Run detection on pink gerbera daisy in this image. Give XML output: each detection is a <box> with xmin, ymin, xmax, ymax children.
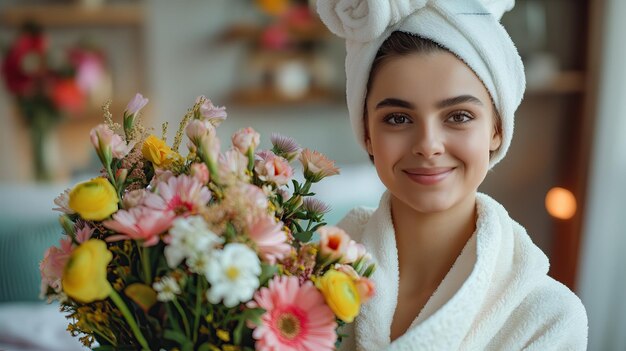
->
<box><xmin>246</xmin><ymin>214</ymin><xmax>291</xmax><ymax>264</ymax></box>
<box><xmin>145</xmin><ymin>175</ymin><xmax>212</xmax><ymax>215</ymax></box>
<box><xmin>104</xmin><ymin>206</ymin><xmax>175</xmax><ymax>246</ymax></box>
<box><xmin>248</xmin><ymin>276</ymin><xmax>337</xmax><ymax>351</ymax></box>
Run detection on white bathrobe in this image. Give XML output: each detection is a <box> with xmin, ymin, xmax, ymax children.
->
<box><xmin>336</xmin><ymin>192</ymin><xmax>588</xmax><ymax>351</ymax></box>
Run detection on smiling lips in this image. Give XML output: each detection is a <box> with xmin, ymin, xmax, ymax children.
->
<box><xmin>403</xmin><ymin>167</ymin><xmax>455</xmax><ymax>185</ymax></box>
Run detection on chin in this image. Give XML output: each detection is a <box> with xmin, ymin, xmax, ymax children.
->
<box><xmin>397</xmin><ymin>190</ymin><xmax>459</xmax><ymax>214</ymax></box>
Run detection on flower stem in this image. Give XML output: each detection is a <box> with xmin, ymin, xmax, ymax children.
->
<box><xmin>192</xmin><ymin>276</ymin><xmax>203</xmax><ymax>344</ymax></box>
<box><xmin>105</xmin><ymin>164</ymin><xmax>123</xmax><ymax>208</ymax></box>
<box><xmin>109</xmin><ymin>289</ymin><xmax>150</xmax><ymax>350</ymax></box>
<box><xmin>141</xmin><ymin>246</ymin><xmax>152</xmax><ymax>284</ymax></box>
<box><xmin>91</xmin><ymin>327</ymin><xmax>116</xmax><ymax>346</ymax></box>
<box><xmin>173</xmin><ymin>298</ymin><xmax>191</xmax><ymax>338</ymax></box>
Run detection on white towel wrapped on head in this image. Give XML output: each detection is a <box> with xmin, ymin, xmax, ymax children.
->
<box><xmin>317</xmin><ymin>0</ymin><xmax>524</xmax><ymax>169</ymax></box>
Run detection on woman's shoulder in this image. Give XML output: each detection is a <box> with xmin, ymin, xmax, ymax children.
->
<box><xmin>528</xmin><ymin>276</ymin><xmax>588</xmax><ymax>325</ymax></box>
<box><xmin>516</xmin><ymin>276</ymin><xmax>588</xmax><ymax>349</ymax></box>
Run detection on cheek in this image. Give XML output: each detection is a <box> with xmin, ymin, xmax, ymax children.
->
<box><xmin>450</xmin><ymin>129</ymin><xmax>492</xmax><ymax>171</ymax></box>
<box><xmin>370</xmin><ymin>130</ymin><xmax>409</xmax><ymax>165</ymax></box>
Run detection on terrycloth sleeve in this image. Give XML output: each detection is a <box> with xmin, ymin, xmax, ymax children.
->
<box><xmin>521</xmin><ymin>278</ymin><xmax>589</xmax><ymax>351</ymax></box>
<box><xmin>486</xmin><ymin>276</ymin><xmax>589</xmax><ymax>351</ymax></box>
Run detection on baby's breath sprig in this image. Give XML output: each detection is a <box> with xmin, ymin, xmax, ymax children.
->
<box><xmin>161</xmin><ymin>121</ymin><xmax>169</xmax><ymax>142</ymax></box>
<box><xmin>102</xmin><ymin>100</ymin><xmax>122</xmax><ymax>133</ymax></box>
<box><xmin>173</xmin><ymin>99</ymin><xmax>204</xmax><ymax>152</ymax></box>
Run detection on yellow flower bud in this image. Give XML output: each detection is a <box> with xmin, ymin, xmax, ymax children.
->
<box><xmin>69</xmin><ymin>178</ymin><xmax>118</xmax><ymax>221</ymax></box>
<box><xmin>62</xmin><ymin>239</ymin><xmax>112</xmax><ymax>303</ymax></box>
<box><xmin>315</xmin><ymin>269</ymin><xmax>361</xmax><ymax>323</ymax></box>
<box><xmin>142</xmin><ymin>135</ymin><xmax>181</xmax><ymax>167</ymax></box>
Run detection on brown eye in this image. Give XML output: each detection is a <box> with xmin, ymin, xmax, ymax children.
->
<box><xmin>384</xmin><ymin>114</ymin><xmax>411</xmax><ymax>125</ymax></box>
<box><xmin>447</xmin><ymin>112</ymin><xmax>473</xmax><ymax>124</ymax></box>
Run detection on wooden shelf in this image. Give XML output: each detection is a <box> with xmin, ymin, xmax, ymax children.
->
<box><xmin>526</xmin><ymin>71</ymin><xmax>585</xmax><ymax>95</ymax></box>
<box><xmin>0</xmin><ymin>4</ymin><xmax>144</xmax><ymax>27</ymax></box>
<box><xmin>227</xmin><ymin>87</ymin><xmax>342</xmax><ymax>107</ymax></box>
<box><xmin>218</xmin><ymin>19</ymin><xmax>331</xmax><ymax>44</ymax></box>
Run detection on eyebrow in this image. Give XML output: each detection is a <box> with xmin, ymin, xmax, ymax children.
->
<box><xmin>436</xmin><ymin>95</ymin><xmax>484</xmax><ymax>109</ymax></box>
<box><xmin>375</xmin><ymin>95</ymin><xmax>484</xmax><ymax>110</ymax></box>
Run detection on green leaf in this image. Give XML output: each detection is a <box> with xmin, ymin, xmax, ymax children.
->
<box><xmin>259</xmin><ymin>264</ymin><xmax>278</xmax><ymax>286</ymax></box>
<box><xmin>310</xmin><ymin>222</ymin><xmax>326</xmax><ymax>233</ymax></box>
<box><xmin>164</xmin><ymin>329</ymin><xmax>192</xmax><ymax>348</ymax></box>
<box><xmin>294</xmin><ymin>230</ymin><xmax>313</xmax><ymax>242</ymax></box>
<box><xmin>233</xmin><ymin>317</ymin><xmax>245</xmax><ymax>345</ymax></box>
<box><xmin>294</xmin><ymin>212</ymin><xmax>308</xmax><ymax>220</ymax></box>
<box><xmin>197</xmin><ymin>343</ymin><xmax>221</xmax><ymax>351</ymax></box>
<box><xmin>93</xmin><ymin>346</ymin><xmax>116</xmax><ymax>351</ymax></box>
<box><xmin>243</xmin><ymin>307</ymin><xmax>265</xmax><ymax>326</ymax></box>
<box><xmin>293</xmin><ymin>220</ymin><xmax>304</xmax><ymax>233</ymax></box>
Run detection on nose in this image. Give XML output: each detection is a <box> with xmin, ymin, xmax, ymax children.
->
<box><xmin>411</xmin><ymin>122</ymin><xmax>444</xmax><ymax>159</ymax></box>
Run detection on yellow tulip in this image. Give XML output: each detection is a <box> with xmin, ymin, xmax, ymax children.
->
<box><xmin>142</xmin><ymin>135</ymin><xmax>181</xmax><ymax>167</ymax></box>
<box><xmin>316</xmin><ymin>269</ymin><xmax>361</xmax><ymax>323</ymax></box>
<box><xmin>62</xmin><ymin>239</ymin><xmax>112</xmax><ymax>303</ymax></box>
<box><xmin>69</xmin><ymin>178</ymin><xmax>118</xmax><ymax>221</ymax></box>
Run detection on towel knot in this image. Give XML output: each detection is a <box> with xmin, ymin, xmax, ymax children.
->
<box><xmin>317</xmin><ymin>0</ymin><xmax>430</xmax><ymax>43</ymax></box>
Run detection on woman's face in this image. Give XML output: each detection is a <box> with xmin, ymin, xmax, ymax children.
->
<box><xmin>365</xmin><ymin>51</ymin><xmax>501</xmax><ymax>214</ymax></box>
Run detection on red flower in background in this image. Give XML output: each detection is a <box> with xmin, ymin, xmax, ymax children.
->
<box><xmin>1</xmin><ymin>23</ymin><xmax>110</xmax><ymax>180</ymax></box>
<box><xmin>1</xmin><ymin>26</ymin><xmax>48</xmax><ymax>97</ymax></box>
<box><xmin>261</xmin><ymin>24</ymin><xmax>290</xmax><ymax>50</ymax></box>
<box><xmin>51</xmin><ymin>78</ymin><xmax>85</xmax><ymax>115</ymax></box>
<box><xmin>1</xmin><ymin>23</ymin><xmax>109</xmax><ymax>118</ymax></box>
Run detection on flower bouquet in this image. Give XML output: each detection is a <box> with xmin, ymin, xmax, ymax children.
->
<box><xmin>41</xmin><ymin>94</ymin><xmax>376</xmax><ymax>350</ymax></box>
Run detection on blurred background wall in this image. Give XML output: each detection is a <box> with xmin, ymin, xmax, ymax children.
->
<box><xmin>0</xmin><ymin>0</ymin><xmax>624</xmax><ymax>350</ymax></box>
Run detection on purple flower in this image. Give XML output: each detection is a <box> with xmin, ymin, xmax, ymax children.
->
<box><xmin>302</xmin><ymin>197</ymin><xmax>331</xmax><ymax>216</ymax></box>
<box><xmin>270</xmin><ymin>133</ymin><xmax>302</xmax><ymax>161</ymax></box>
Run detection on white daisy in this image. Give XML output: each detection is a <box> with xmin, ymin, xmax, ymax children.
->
<box><xmin>164</xmin><ymin>216</ymin><xmax>223</xmax><ymax>269</ymax></box>
<box><xmin>205</xmin><ymin>243</ymin><xmax>261</xmax><ymax>308</ymax></box>
<box><xmin>153</xmin><ymin>276</ymin><xmax>181</xmax><ymax>302</ymax></box>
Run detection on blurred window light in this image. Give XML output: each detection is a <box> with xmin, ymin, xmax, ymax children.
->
<box><xmin>545</xmin><ymin>187</ymin><xmax>577</xmax><ymax>220</ymax></box>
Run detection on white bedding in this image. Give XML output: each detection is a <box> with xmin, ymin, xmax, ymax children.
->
<box><xmin>0</xmin><ymin>302</ymin><xmax>87</xmax><ymax>351</ymax></box>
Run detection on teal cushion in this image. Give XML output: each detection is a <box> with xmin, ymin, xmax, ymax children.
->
<box><xmin>0</xmin><ymin>220</ymin><xmax>62</xmax><ymax>302</ymax></box>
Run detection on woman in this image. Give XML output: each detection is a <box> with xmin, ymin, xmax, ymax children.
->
<box><xmin>317</xmin><ymin>0</ymin><xmax>588</xmax><ymax>350</ymax></box>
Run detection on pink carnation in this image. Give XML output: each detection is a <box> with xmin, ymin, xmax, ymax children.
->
<box><xmin>190</xmin><ymin>163</ymin><xmax>210</xmax><ymax>184</ymax></box>
<box><xmin>318</xmin><ymin>226</ymin><xmax>350</xmax><ymax>261</ymax></box>
<box><xmin>246</xmin><ymin>214</ymin><xmax>291</xmax><ymax>264</ymax></box>
<box><xmin>232</xmin><ymin>127</ymin><xmax>260</xmax><ymax>154</ymax></box>
<box><xmin>299</xmin><ymin>149</ymin><xmax>340</xmax><ymax>183</ymax></box>
<box><xmin>218</xmin><ymin>149</ymin><xmax>249</xmax><ymax>182</ymax></box>
<box><xmin>342</xmin><ymin>240</ymin><xmax>366</xmax><ymax>264</ymax></box>
<box><xmin>90</xmin><ymin>124</ymin><xmax>133</xmax><ymax>159</ymax></box>
<box><xmin>39</xmin><ymin>237</ymin><xmax>73</xmax><ymax>294</ymax></box>
<box><xmin>255</xmin><ymin>150</ymin><xmax>293</xmax><ymax>186</ymax></box>
<box><xmin>125</xmin><ymin>93</ymin><xmax>149</xmax><ymax>116</ymax></box>
<box><xmin>248</xmin><ymin>276</ymin><xmax>337</xmax><ymax>351</ymax></box>
<box><xmin>185</xmin><ymin>119</ymin><xmax>215</xmax><ymax>144</ymax></box>
<box><xmin>196</xmin><ymin>95</ymin><xmax>227</xmax><ymax>125</ymax></box>
<box><xmin>75</xmin><ymin>223</ymin><xmax>95</xmax><ymax>243</ymax></box>
<box><xmin>123</xmin><ymin>189</ymin><xmax>150</xmax><ymax>208</ymax></box>
<box><xmin>52</xmin><ymin>188</ymin><xmax>74</xmax><ymax>214</ymax></box>
<box><xmin>356</xmin><ymin>277</ymin><xmax>376</xmax><ymax>303</ymax></box>
<box><xmin>104</xmin><ymin>206</ymin><xmax>175</xmax><ymax>246</ymax></box>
